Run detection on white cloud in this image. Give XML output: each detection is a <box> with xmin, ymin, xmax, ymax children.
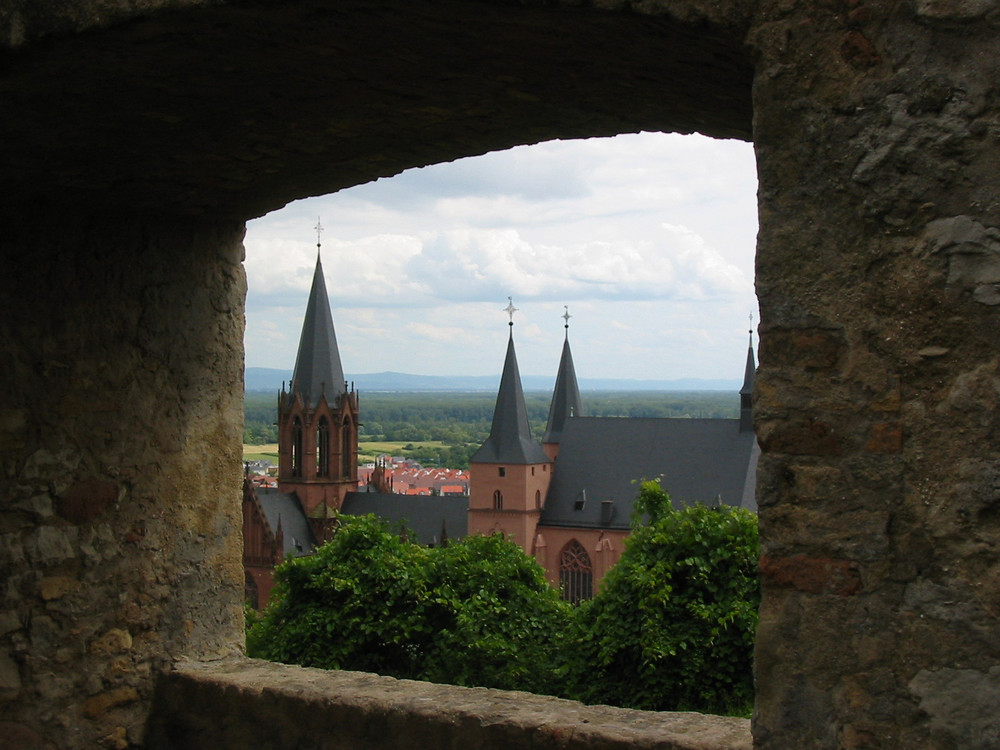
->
<box><xmin>243</xmin><ymin>132</ymin><xmax>759</xmax><ymax>380</ymax></box>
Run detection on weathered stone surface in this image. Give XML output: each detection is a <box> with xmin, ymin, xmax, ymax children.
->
<box><xmin>751</xmin><ymin>1</ymin><xmax>1000</xmax><ymax>747</ymax></box>
<box><xmin>0</xmin><ymin>721</ymin><xmax>55</xmax><ymax>750</ymax></box>
<box><xmin>0</xmin><ymin>650</ymin><xmax>21</xmax><ymax>696</ymax></box>
<box><xmin>89</xmin><ymin>629</ymin><xmax>133</xmax><ymax>656</ymax></box>
<box><xmin>908</xmin><ymin>667</ymin><xmax>1000</xmax><ymax>748</ymax></box>
<box><xmin>80</xmin><ymin>687</ymin><xmax>140</xmax><ymax>720</ymax></box>
<box><xmin>1</xmin><ymin>215</ymin><xmax>246</xmax><ymax>748</ymax></box>
<box><xmin>759</xmin><ymin>556</ymin><xmax>862</xmax><ymax>596</ymax></box>
<box><xmin>147</xmin><ymin>659</ymin><xmax>752</xmax><ymax>750</ymax></box>
<box><xmin>1</xmin><ymin>1</ymin><xmax>999</xmax><ymax>749</ymax></box>
<box><xmin>39</xmin><ymin>576</ymin><xmax>79</xmax><ymax>601</ymax></box>
<box><xmin>0</xmin><ymin>0</ymin><xmax>753</xmax><ymax>220</ymax></box>
<box><xmin>58</xmin><ymin>479</ymin><xmax>120</xmax><ymax>525</ymax></box>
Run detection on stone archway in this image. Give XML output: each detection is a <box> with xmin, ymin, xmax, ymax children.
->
<box><xmin>2</xmin><ymin>2</ymin><xmax>999</xmax><ymax>749</ymax></box>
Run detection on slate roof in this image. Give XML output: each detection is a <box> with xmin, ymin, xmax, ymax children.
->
<box><xmin>543</xmin><ymin>333</ymin><xmax>583</xmax><ymax>444</ymax></box>
<box><xmin>289</xmin><ymin>253</ymin><xmax>346</xmax><ymax>407</ymax></box>
<box><xmin>540</xmin><ymin>417</ymin><xmax>759</xmax><ymax>530</ymax></box>
<box><xmin>470</xmin><ymin>330</ymin><xmax>550</xmax><ymax>465</ymax></box>
<box><xmin>342</xmin><ymin>492</ymin><xmax>469</xmax><ymax>546</ymax></box>
<box><xmin>255</xmin><ymin>488</ymin><xmax>318</xmax><ymax>558</ymax></box>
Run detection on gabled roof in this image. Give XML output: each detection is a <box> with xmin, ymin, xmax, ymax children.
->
<box><xmin>289</xmin><ymin>253</ymin><xmax>346</xmax><ymax>407</ymax></box>
<box><xmin>470</xmin><ymin>330</ymin><xmax>550</xmax><ymax>465</ymax></box>
<box><xmin>255</xmin><ymin>488</ymin><xmax>318</xmax><ymax>558</ymax></box>
<box><xmin>540</xmin><ymin>417</ymin><xmax>759</xmax><ymax>531</ymax></box>
<box><xmin>543</xmin><ymin>332</ymin><xmax>583</xmax><ymax>444</ymax></box>
<box><xmin>341</xmin><ymin>492</ymin><xmax>469</xmax><ymax>545</ymax></box>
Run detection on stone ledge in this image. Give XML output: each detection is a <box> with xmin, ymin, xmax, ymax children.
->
<box><xmin>146</xmin><ymin>657</ymin><xmax>751</xmax><ymax>750</ymax></box>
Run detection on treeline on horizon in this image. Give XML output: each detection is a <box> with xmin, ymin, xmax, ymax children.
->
<box><xmin>244</xmin><ymin>390</ymin><xmax>740</xmax><ymax>468</ymax></box>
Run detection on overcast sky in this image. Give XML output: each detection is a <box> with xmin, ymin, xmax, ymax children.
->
<box><xmin>244</xmin><ymin>132</ymin><xmax>759</xmax><ymax>382</ymax></box>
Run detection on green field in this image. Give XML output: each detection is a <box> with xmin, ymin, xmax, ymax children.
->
<box><xmin>359</xmin><ymin>441</ymin><xmax>447</xmax><ymax>463</ymax></box>
<box><xmin>243</xmin><ymin>443</ymin><xmax>279</xmax><ymax>463</ymax></box>
<box><xmin>242</xmin><ymin>441</ymin><xmax>453</xmax><ymax>465</ymax></box>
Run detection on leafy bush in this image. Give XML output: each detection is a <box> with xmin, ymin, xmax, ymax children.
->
<box><xmin>248</xmin><ymin>481</ymin><xmax>759</xmax><ymax>714</ymax></box>
<box><xmin>247</xmin><ymin>514</ymin><xmax>570</xmax><ymax>693</ymax></box>
<box><xmin>559</xmin><ymin>480</ymin><xmax>759</xmax><ymax>714</ymax></box>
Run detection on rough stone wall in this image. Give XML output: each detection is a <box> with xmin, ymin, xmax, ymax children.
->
<box><xmin>146</xmin><ymin>658</ymin><xmax>752</xmax><ymax>750</ymax></box>
<box><xmin>0</xmin><ymin>213</ymin><xmax>246</xmax><ymax>748</ymax></box>
<box><xmin>750</xmin><ymin>2</ymin><xmax>1000</xmax><ymax>748</ymax></box>
<box><xmin>0</xmin><ymin>0</ymin><xmax>753</xmax><ymax>220</ymax></box>
<box><xmin>1</xmin><ymin>1</ymin><xmax>1000</xmax><ymax>749</ymax></box>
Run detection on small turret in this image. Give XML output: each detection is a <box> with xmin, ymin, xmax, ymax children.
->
<box><xmin>543</xmin><ymin>306</ymin><xmax>583</xmax><ymax>459</ymax></box>
<box><xmin>740</xmin><ymin>324</ymin><xmax>756</xmax><ymax>433</ymax></box>
<box><xmin>470</xmin><ymin>299</ymin><xmax>550</xmax><ymax>465</ymax></box>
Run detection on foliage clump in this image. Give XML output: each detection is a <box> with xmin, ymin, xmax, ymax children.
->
<box><xmin>560</xmin><ymin>480</ymin><xmax>759</xmax><ymax>714</ymax></box>
<box><xmin>247</xmin><ymin>480</ymin><xmax>758</xmax><ymax>714</ymax></box>
<box><xmin>247</xmin><ymin>514</ymin><xmax>569</xmax><ymax>693</ymax></box>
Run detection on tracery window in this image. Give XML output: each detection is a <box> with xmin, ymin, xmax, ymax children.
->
<box><xmin>493</xmin><ymin>490</ymin><xmax>503</xmax><ymax>510</ymax></box>
<box><xmin>559</xmin><ymin>539</ymin><xmax>593</xmax><ymax>604</ymax></box>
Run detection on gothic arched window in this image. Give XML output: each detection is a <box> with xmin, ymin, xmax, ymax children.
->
<box><xmin>493</xmin><ymin>490</ymin><xmax>503</xmax><ymax>510</ymax></box>
<box><xmin>316</xmin><ymin>417</ymin><xmax>330</xmax><ymax>477</ymax></box>
<box><xmin>559</xmin><ymin>539</ymin><xmax>593</xmax><ymax>604</ymax></box>
<box><xmin>291</xmin><ymin>417</ymin><xmax>303</xmax><ymax>478</ymax></box>
<box><xmin>535</xmin><ymin>489</ymin><xmax>542</xmax><ymax>509</ymax></box>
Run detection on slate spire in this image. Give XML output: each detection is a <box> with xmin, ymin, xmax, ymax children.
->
<box><xmin>543</xmin><ymin>306</ymin><xmax>583</xmax><ymax>444</ymax></box>
<box><xmin>739</xmin><ymin>323</ymin><xmax>756</xmax><ymax>432</ymax></box>
<box><xmin>289</xmin><ymin>221</ymin><xmax>346</xmax><ymax>407</ymax></box>
<box><xmin>471</xmin><ymin>301</ymin><xmax>550</xmax><ymax>465</ymax></box>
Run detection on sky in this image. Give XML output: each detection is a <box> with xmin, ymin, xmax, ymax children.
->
<box><xmin>243</xmin><ymin>132</ymin><xmax>759</xmax><ymax>383</ymax></box>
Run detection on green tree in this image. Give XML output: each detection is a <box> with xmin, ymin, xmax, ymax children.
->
<box><xmin>247</xmin><ymin>514</ymin><xmax>570</xmax><ymax>693</ymax></box>
<box><xmin>560</xmin><ymin>480</ymin><xmax>759</xmax><ymax>714</ymax></box>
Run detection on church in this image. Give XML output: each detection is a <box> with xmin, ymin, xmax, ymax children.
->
<box><xmin>467</xmin><ymin>302</ymin><xmax>758</xmax><ymax>603</ymax></box>
<box><xmin>242</xmin><ymin>237</ymin><xmax>466</xmax><ymax>609</ymax></box>
<box><xmin>243</xmin><ymin>234</ymin><xmax>758</xmax><ymax>608</ymax></box>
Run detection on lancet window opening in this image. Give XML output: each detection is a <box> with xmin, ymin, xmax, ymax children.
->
<box><xmin>341</xmin><ymin>418</ymin><xmax>352</xmax><ymax>478</ymax></box>
<box><xmin>291</xmin><ymin>417</ymin><xmax>303</xmax><ymax>478</ymax></box>
<box><xmin>559</xmin><ymin>539</ymin><xmax>594</xmax><ymax>604</ymax></box>
<box><xmin>317</xmin><ymin>417</ymin><xmax>330</xmax><ymax>477</ymax></box>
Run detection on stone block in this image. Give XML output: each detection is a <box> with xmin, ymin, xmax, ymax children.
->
<box><xmin>759</xmin><ymin>555</ymin><xmax>862</xmax><ymax>596</ymax></box>
<box><xmin>90</xmin><ymin>628</ymin><xmax>133</xmax><ymax>656</ymax></box>
<box><xmin>57</xmin><ymin>478</ymin><xmax>120</xmax><ymax>525</ymax></box>
<box><xmin>81</xmin><ymin>687</ymin><xmax>139</xmax><ymax>719</ymax></box>
<box><xmin>25</xmin><ymin>526</ymin><xmax>76</xmax><ymax>565</ymax></box>
<box><xmin>865</xmin><ymin>421</ymin><xmax>902</xmax><ymax>453</ymax></box>
<box><xmin>39</xmin><ymin>576</ymin><xmax>79</xmax><ymax>600</ymax></box>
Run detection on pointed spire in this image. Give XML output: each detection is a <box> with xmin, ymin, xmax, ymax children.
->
<box><xmin>471</xmin><ymin>303</ymin><xmax>549</xmax><ymax>465</ymax></box>
<box><xmin>544</xmin><ymin>306</ymin><xmax>583</xmax><ymax>444</ymax></box>
<box><xmin>289</xmin><ymin>219</ymin><xmax>346</xmax><ymax>407</ymax></box>
<box><xmin>740</xmin><ymin>316</ymin><xmax>756</xmax><ymax>432</ymax></box>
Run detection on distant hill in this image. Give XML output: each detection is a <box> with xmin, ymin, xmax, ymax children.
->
<box><xmin>245</xmin><ymin>367</ymin><xmax>740</xmax><ymax>393</ymax></box>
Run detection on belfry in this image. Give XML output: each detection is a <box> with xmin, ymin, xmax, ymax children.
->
<box><xmin>276</xmin><ymin>220</ymin><xmax>360</xmax><ymax>523</ymax></box>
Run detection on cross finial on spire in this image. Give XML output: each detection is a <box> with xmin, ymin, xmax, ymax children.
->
<box><xmin>504</xmin><ymin>297</ymin><xmax>518</xmax><ymax>328</ymax></box>
<box><xmin>562</xmin><ymin>305</ymin><xmax>571</xmax><ymax>329</ymax></box>
<box><xmin>314</xmin><ymin>217</ymin><xmax>324</xmax><ymax>256</ymax></box>
<box><xmin>748</xmin><ymin>312</ymin><xmax>754</xmax><ymax>342</ymax></box>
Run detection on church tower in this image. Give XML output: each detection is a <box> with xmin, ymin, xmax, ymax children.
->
<box><xmin>739</xmin><ymin>324</ymin><xmax>756</xmax><ymax>433</ymax></box>
<box><xmin>542</xmin><ymin>306</ymin><xmax>583</xmax><ymax>461</ymax></box>
<box><xmin>277</xmin><ymin>221</ymin><xmax>359</xmax><ymax>522</ymax></box>
<box><xmin>468</xmin><ymin>300</ymin><xmax>553</xmax><ymax>552</ymax></box>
